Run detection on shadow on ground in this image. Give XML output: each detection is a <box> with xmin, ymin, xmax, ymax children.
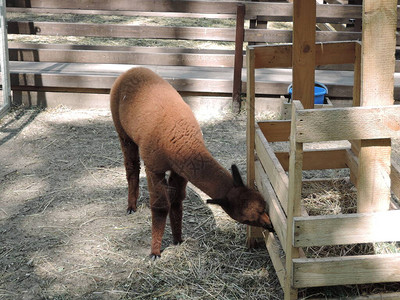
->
<box><xmin>0</xmin><ymin>108</ymin><xmax>281</xmax><ymax>299</ymax></box>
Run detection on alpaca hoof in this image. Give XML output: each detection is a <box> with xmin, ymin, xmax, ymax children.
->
<box><xmin>150</xmin><ymin>254</ymin><xmax>161</xmax><ymax>261</ymax></box>
<box><xmin>173</xmin><ymin>239</ymin><xmax>184</xmax><ymax>246</ymax></box>
<box><xmin>127</xmin><ymin>207</ymin><xmax>136</xmax><ymax>214</ymax></box>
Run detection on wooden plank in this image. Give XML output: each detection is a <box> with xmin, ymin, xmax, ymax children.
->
<box><xmin>265</xmin><ymin>232</ymin><xmax>285</xmax><ymax>288</ymax></box>
<box><xmin>8</xmin><ymin>61</ymin><xmax>400</xmax><ymax>99</ymax></box>
<box><xmin>292</xmin><ymin>0</ymin><xmax>316</xmax><ymax>109</ymax></box>
<box><xmin>7</xmin><ymin>21</ymin><xmax>237</xmax><ymax>41</ymax></box>
<box><xmin>7</xmin><ymin>5</ymin><xmax>373</xmax><ymax>25</ymax></box>
<box><xmin>245</xmin><ymin>28</ymin><xmax>363</xmax><ymax>44</ymax></box>
<box><xmin>257</xmin><ymin>121</ymin><xmax>291</xmax><ymax>142</ymax></box>
<box><xmin>315</xmin><ymin>41</ymin><xmax>356</xmax><ymax>66</ymax></box>
<box><xmin>7</xmin><ymin>21</ymin><xmax>368</xmax><ymax>44</ymax></box>
<box><xmin>275</xmin><ymin>148</ymin><xmax>348</xmax><ymax>171</ymax></box>
<box><xmin>6</xmin><ymin>0</ymin><xmax>240</xmax><ymax>14</ymax></box>
<box><xmin>6</xmin><ymin>7</ymin><xmax>236</xmax><ymax>19</ymax></box>
<box><xmin>6</xmin><ymin>1</ymin><xmax>361</xmax><ymax>19</ymax></box>
<box><xmin>293</xmin><ymin>254</ymin><xmax>400</xmax><ymax>288</ymax></box>
<box><xmin>253</xmin><ymin>44</ymin><xmax>292</xmax><ymax>69</ymax></box>
<box><xmin>8</xmin><ymin>71</ymin><xmax>233</xmax><ymax>93</ymax></box>
<box><xmin>8</xmin><ymin>42</ymin><xmax>236</xmax><ymax>54</ymax></box>
<box><xmin>295</xmin><ymin>106</ymin><xmax>400</xmax><ymax>143</ymax></box>
<box><xmin>9</xmin><ymin>48</ymin><xmax>235</xmax><ymax>67</ymax></box>
<box><xmin>255</xmin><ymin>161</ymin><xmax>287</xmax><ymax>251</ymax></box>
<box><xmin>4</xmin><ymin>1</ymin><xmax>367</xmax><ymax>21</ymax></box>
<box><xmin>255</xmin><ymin>128</ymin><xmax>289</xmax><ymax>214</ymax></box>
<box><xmin>253</xmin><ymin>41</ymin><xmax>356</xmax><ymax>69</ymax></box>
<box><xmin>293</xmin><ymin>210</ymin><xmax>400</xmax><ymax>247</ymax></box>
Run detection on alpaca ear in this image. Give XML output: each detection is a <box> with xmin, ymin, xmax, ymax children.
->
<box><xmin>231</xmin><ymin>164</ymin><xmax>245</xmax><ymax>187</ymax></box>
<box><xmin>207</xmin><ymin>198</ymin><xmax>229</xmax><ymax>207</ymax></box>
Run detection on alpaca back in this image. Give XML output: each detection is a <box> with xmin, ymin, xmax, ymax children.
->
<box><xmin>110</xmin><ymin>67</ymin><xmax>208</xmax><ymax>174</ymax></box>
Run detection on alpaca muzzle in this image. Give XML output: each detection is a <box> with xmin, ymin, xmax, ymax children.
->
<box><xmin>260</xmin><ymin>213</ymin><xmax>275</xmax><ymax>232</ymax></box>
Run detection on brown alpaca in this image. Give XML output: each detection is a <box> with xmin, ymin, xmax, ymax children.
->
<box><xmin>110</xmin><ymin>67</ymin><xmax>273</xmax><ymax>259</ymax></box>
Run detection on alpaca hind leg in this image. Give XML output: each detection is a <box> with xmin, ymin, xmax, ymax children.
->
<box><xmin>119</xmin><ymin>136</ymin><xmax>140</xmax><ymax>213</ymax></box>
<box><xmin>146</xmin><ymin>169</ymin><xmax>170</xmax><ymax>259</ymax></box>
<box><xmin>167</xmin><ymin>171</ymin><xmax>187</xmax><ymax>245</ymax></box>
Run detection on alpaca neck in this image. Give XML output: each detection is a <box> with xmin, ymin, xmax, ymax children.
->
<box><xmin>174</xmin><ymin>152</ymin><xmax>234</xmax><ymax>199</ymax></box>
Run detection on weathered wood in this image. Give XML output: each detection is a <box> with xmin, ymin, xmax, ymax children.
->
<box><xmin>6</xmin><ymin>7</ymin><xmax>237</xmax><ymax>19</ymax></box>
<box><xmin>315</xmin><ymin>41</ymin><xmax>356</xmax><ymax>66</ymax></box>
<box><xmin>391</xmin><ymin>160</ymin><xmax>400</xmax><ymax>200</ymax></box>
<box><xmin>361</xmin><ymin>1</ymin><xmax>397</xmax><ymax>107</ymax></box>
<box><xmin>253</xmin><ymin>41</ymin><xmax>356</xmax><ymax>70</ymax></box>
<box><xmin>8</xmin><ymin>21</ymin><xmax>237</xmax><ymax>41</ymax></box>
<box><xmin>246</xmin><ymin>48</ymin><xmax>256</xmax><ymax>189</ymax></box>
<box><xmin>275</xmin><ymin>148</ymin><xmax>348</xmax><ymax>171</ymax></box>
<box><xmin>357</xmin><ymin>0</ymin><xmax>397</xmax><ymax>214</ymax></box>
<box><xmin>245</xmin><ymin>46</ymin><xmax>262</xmax><ymax>247</ymax></box>
<box><xmin>253</xmin><ymin>44</ymin><xmax>292</xmax><ymax>69</ymax></box>
<box><xmin>257</xmin><ymin>120</ymin><xmax>291</xmax><ymax>142</ymax></box>
<box><xmin>265</xmin><ymin>231</ymin><xmax>285</xmax><ymax>288</ymax></box>
<box><xmin>8</xmin><ymin>61</ymin><xmax>400</xmax><ymax>99</ymax></box>
<box><xmin>232</xmin><ymin>3</ymin><xmax>245</xmax><ymax>113</ymax></box>
<box><xmin>255</xmin><ymin>161</ymin><xmax>287</xmax><ymax>251</ymax></box>
<box><xmin>6</xmin><ymin>0</ymin><xmax>240</xmax><ymax>14</ymax></box>
<box><xmin>255</xmin><ymin>128</ymin><xmax>289</xmax><ymax>214</ymax></box>
<box><xmin>294</xmin><ymin>105</ymin><xmax>400</xmax><ymax>143</ymax></box>
<box><xmin>293</xmin><ymin>210</ymin><xmax>400</xmax><ymax>247</ymax></box>
<box><xmin>292</xmin><ymin>0</ymin><xmax>316</xmax><ymax>109</ymax></box>
<box><xmin>6</xmin><ymin>1</ymin><xmax>378</xmax><ymax>22</ymax></box>
<box><xmin>293</xmin><ymin>254</ymin><xmax>400</xmax><ymax>288</ymax></box>
<box><xmin>7</xmin><ymin>21</ymin><xmax>368</xmax><ymax>44</ymax></box>
<box><xmin>357</xmin><ymin>139</ymin><xmax>392</xmax><ymax>212</ymax></box>
<box><xmin>345</xmin><ymin>148</ymin><xmax>359</xmax><ymax>186</ymax></box>
<box><xmin>352</xmin><ymin>41</ymin><xmax>362</xmax><ymax>106</ymax></box>
<box><xmin>0</xmin><ymin>0</ymin><xmax>11</xmax><ymax>118</ymax></box>
<box><xmin>346</xmin><ymin>148</ymin><xmax>400</xmax><ymax>203</ymax></box>
<box><xmin>246</xmin><ymin>28</ymin><xmax>364</xmax><ymax>44</ymax></box>
<box><xmin>285</xmin><ymin>100</ymin><xmax>304</xmax><ymax>300</ymax></box>
<box><xmin>9</xmin><ymin>46</ymin><xmax>235</xmax><ymax>67</ymax></box>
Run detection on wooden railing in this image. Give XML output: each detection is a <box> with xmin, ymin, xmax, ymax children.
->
<box><xmin>6</xmin><ymin>0</ymin><xmax>397</xmax><ymax>109</ymax></box>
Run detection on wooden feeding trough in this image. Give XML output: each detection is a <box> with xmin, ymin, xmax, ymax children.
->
<box><xmin>246</xmin><ymin>1</ymin><xmax>400</xmax><ymax>299</ymax></box>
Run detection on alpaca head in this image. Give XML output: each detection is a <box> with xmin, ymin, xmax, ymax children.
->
<box><xmin>207</xmin><ymin>165</ymin><xmax>274</xmax><ymax>232</ymax></box>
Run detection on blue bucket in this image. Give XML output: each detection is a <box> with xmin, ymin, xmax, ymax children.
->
<box><xmin>288</xmin><ymin>82</ymin><xmax>328</xmax><ymax>104</ymax></box>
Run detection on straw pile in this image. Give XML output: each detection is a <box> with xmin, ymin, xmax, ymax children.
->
<box><xmin>299</xmin><ymin>179</ymin><xmax>400</xmax><ymax>298</ymax></box>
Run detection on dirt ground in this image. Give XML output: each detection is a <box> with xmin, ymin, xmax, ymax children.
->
<box><xmin>0</xmin><ymin>106</ymin><xmax>283</xmax><ymax>300</ymax></box>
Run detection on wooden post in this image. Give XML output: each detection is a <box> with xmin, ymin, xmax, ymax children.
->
<box><xmin>246</xmin><ymin>47</ymin><xmax>256</xmax><ymax>191</ymax></box>
<box><xmin>232</xmin><ymin>3</ymin><xmax>245</xmax><ymax>113</ymax></box>
<box><xmin>284</xmin><ymin>101</ymin><xmax>304</xmax><ymax>300</ymax></box>
<box><xmin>292</xmin><ymin>0</ymin><xmax>316</xmax><ymax>109</ymax></box>
<box><xmin>0</xmin><ymin>0</ymin><xmax>11</xmax><ymax>118</ymax></box>
<box><xmin>246</xmin><ymin>46</ymin><xmax>263</xmax><ymax>247</ymax></box>
<box><xmin>357</xmin><ymin>0</ymin><xmax>397</xmax><ymax>213</ymax></box>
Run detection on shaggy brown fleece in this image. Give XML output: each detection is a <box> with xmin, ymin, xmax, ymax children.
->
<box><xmin>110</xmin><ymin>67</ymin><xmax>273</xmax><ymax>258</ymax></box>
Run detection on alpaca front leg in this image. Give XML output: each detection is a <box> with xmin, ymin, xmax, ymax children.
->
<box><xmin>146</xmin><ymin>170</ymin><xmax>170</xmax><ymax>259</ymax></box>
<box><xmin>168</xmin><ymin>171</ymin><xmax>187</xmax><ymax>245</ymax></box>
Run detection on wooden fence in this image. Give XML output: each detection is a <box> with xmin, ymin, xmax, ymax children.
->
<box><xmin>5</xmin><ymin>0</ymin><xmax>400</xmax><ymax>109</ymax></box>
